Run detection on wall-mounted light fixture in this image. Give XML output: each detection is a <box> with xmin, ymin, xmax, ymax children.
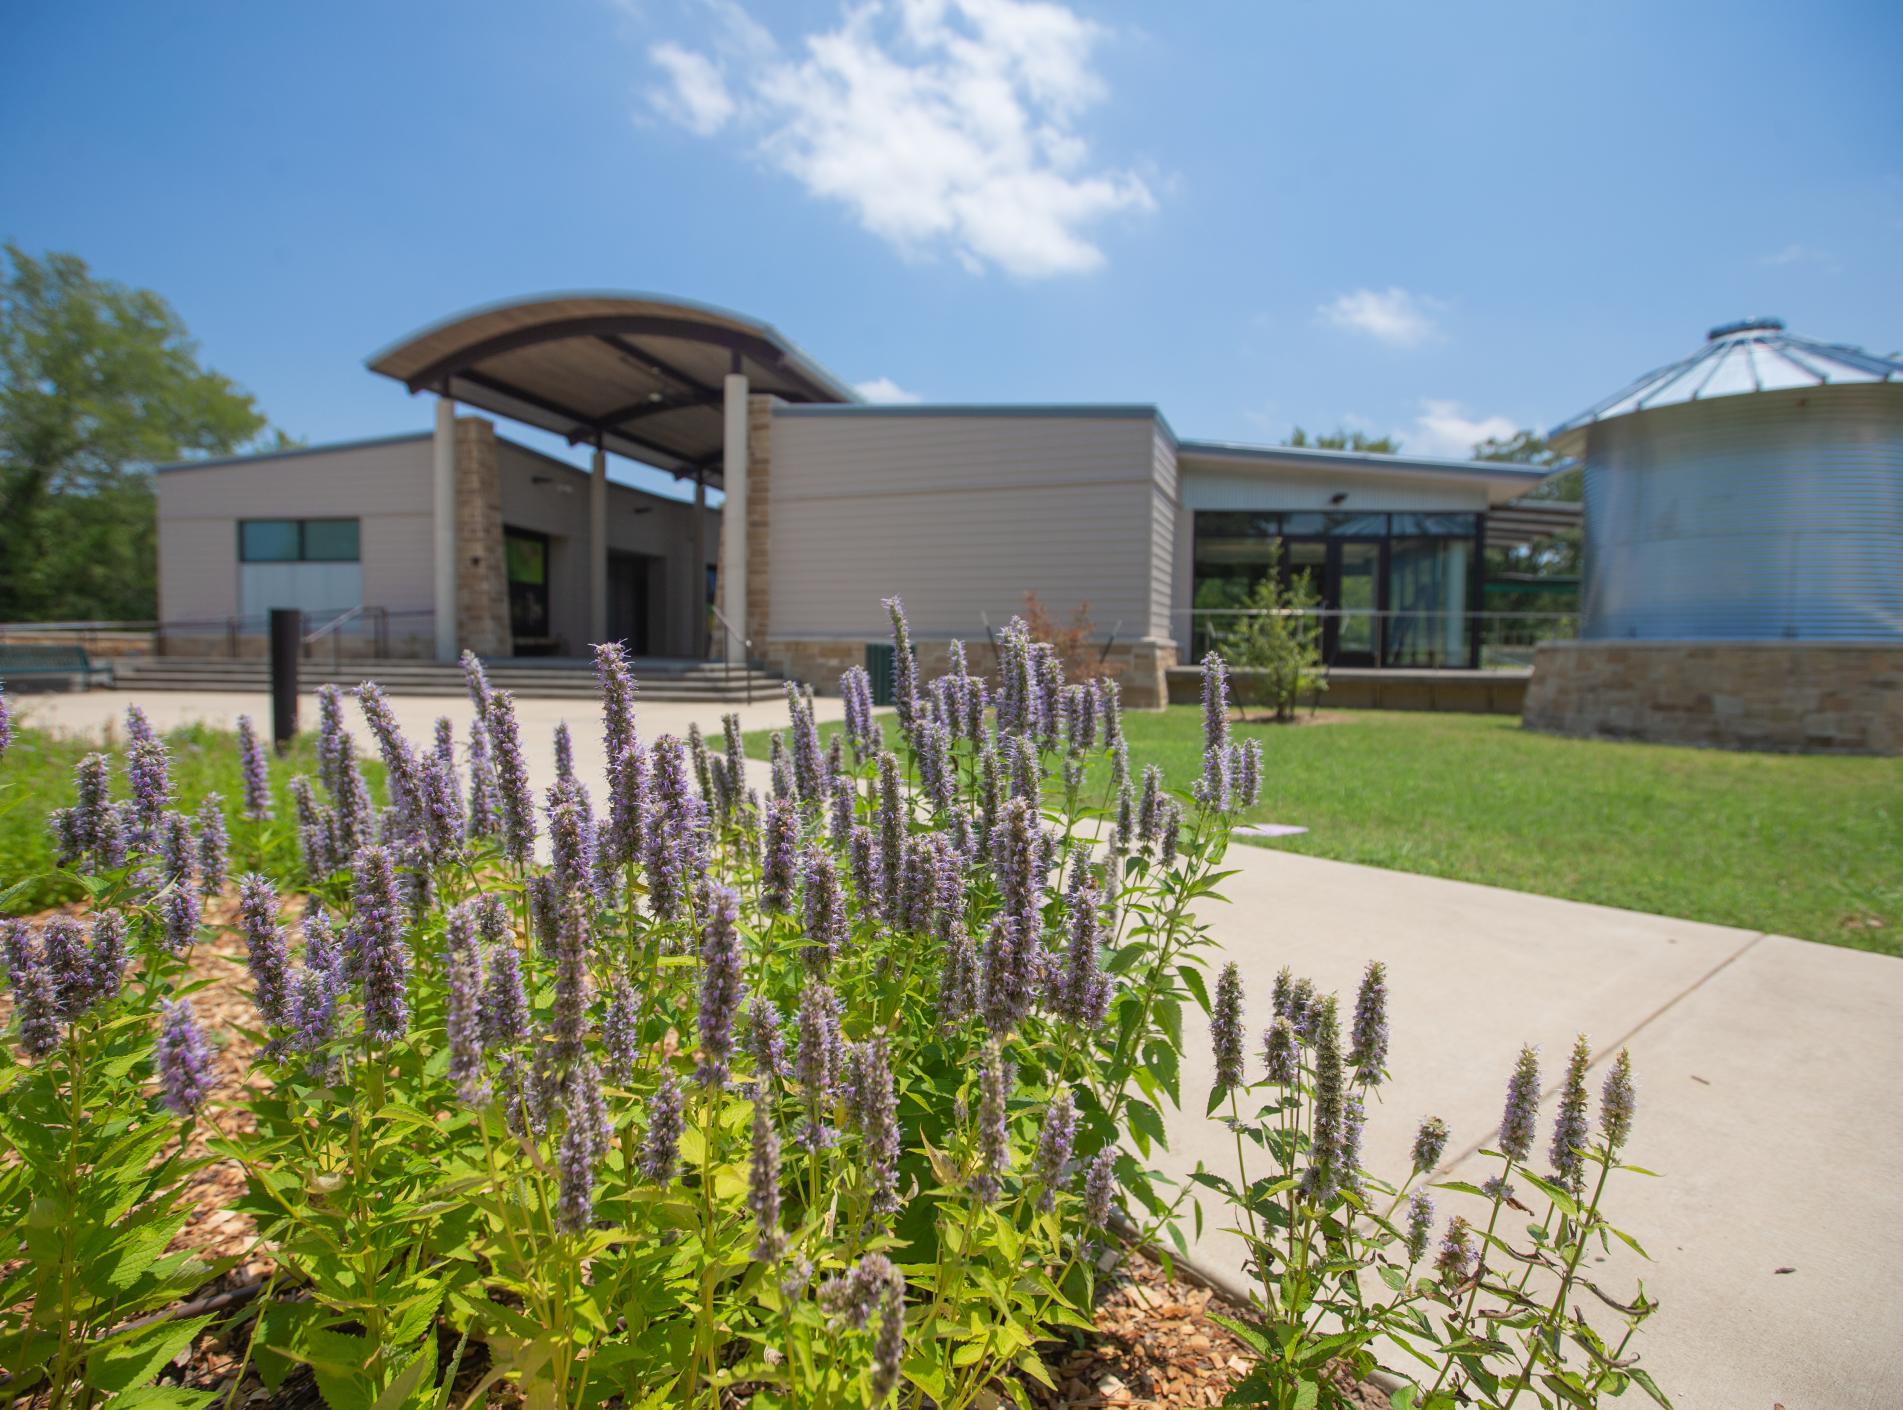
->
<box><xmin>1329</xmin><ymin>491</ymin><xmax>1349</xmax><ymax>505</ymax></box>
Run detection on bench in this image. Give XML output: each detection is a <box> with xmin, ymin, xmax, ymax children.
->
<box><xmin>0</xmin><ymin>642</ymin><xmax>113</xmax><ymax>691</ymax></box>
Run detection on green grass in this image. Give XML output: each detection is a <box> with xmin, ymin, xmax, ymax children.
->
<box><xmin>0</xmin><ymin>722</ymin><xmax>372</xmax><ymax>914</ymax></box>
<box><xmin>752</xmin><ymin>708</ymin><xmax>1902</xmax><ymax>955</ymax></box>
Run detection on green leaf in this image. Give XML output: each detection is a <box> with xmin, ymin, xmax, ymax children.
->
<box><xmin>1628</xmin><ymin>1367</ymin><xmax>1675</xmax><ymax>1408</ymax></box>
<box><xmin>1519</xmin><ymin>1170</ymin><xmax>1580</xmax><ymax>1218</ymax></box>
<box><xmin>86</xmin><ymin>1314</ymin><xmax>212</xmax><ymax>1394</ymax></box>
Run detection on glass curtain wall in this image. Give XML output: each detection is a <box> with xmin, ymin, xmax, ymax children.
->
<box><xmin>1190</xmin><ymin>511</ymin><xmax>1480</xmax><ymax>666</ymax></box>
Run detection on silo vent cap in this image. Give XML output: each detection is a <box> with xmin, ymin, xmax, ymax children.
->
<box><xmin>1707</xmin><ymin>317</ymin><xmax>1785</xmax><ymax>341</ymax></box>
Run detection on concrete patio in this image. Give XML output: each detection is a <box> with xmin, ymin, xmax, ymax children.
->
<box><xmin>14</xmin><ymin>687</ymin><xmax>1900</xmax><ymax>1406</ymax></box>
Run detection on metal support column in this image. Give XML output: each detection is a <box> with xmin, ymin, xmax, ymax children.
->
<box><xmin>590</xmin><ymin>437</ymin><xmax>608</xmax><ymax>647</ymax></box>
<box><xmin>432</xmin><ymin>394</ymin><xmax>457</xmax><ymax>662</ymax></box>
<box><xmin>720</xmin><ymin>369</ymin><xmax>749</xmax><ymax>665</ymax></box>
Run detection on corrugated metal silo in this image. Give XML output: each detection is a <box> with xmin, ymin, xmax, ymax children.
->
<box><xmin>1549</xmin><ymin>319</ymin><xmax>1903</xmax><ymax>641</ymax></box>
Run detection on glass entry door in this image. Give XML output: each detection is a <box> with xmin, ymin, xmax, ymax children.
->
<box><xmin>1282</xmin><ymin>538</ymin><xmax>1384</xmax><ymax>666</ymax></box>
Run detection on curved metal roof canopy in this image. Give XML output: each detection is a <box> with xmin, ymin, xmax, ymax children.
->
<box><xmin>366</xmin><ymin>293</ymin><xmax>857</xmax><ymax>483</ymax></box>
<box><xmin>1549</xmin><ymin>317</ymin><xmax>1903</xmax><ymax>455</ymax></box>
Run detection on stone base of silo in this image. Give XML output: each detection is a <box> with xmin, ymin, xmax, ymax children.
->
<box><xmin>1523</xmin><ymin>640</ymin><xmax>1903</xmax><ymax>755</ymax></box>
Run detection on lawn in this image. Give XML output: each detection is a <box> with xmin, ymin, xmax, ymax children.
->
<box><xmin>752</xmin><ymin>707</ymin><xmax>1902</xmax><ymax>956</ymax></box>
<box><xmin>0</xmin><ymin>721</ymin><xmax>378</xmax><ymax>913</ymax></box>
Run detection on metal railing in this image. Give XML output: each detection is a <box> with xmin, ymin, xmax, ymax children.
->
<box><xmin>708</xmin><ymin>604</ymin><xmax>755</xmax><ymax>704</ymax></box>
<box><xmin>1181</xmin><ymin>607</ymin><xmax>1579</xmax><ymax>671</ymax></box>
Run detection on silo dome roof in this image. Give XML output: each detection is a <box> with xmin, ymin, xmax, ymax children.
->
<box><xmin>1549</xmin><ymin>318</ymin><xmax>1903</xmax><ymax>450</ymax></box>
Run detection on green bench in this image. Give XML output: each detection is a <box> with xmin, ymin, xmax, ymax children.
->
<box><xmin>0</xmin><ymin>642</ymin><xmax>113</xmax><ymax>691</ymax></box>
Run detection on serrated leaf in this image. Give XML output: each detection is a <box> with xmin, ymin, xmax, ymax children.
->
<box><xmin>86</xmin><ymin>1314</ymin><xmax>212</xmax><ymax>1394</ymax></box>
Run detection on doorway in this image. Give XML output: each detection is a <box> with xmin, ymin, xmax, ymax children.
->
<box><xmin>607</xmin><ymin>550</ymin><xmax>656</xmax><ymax>655</ymax></box>
<box><xmin>1282</xmin><ymin>537</ymin><xmax>1385</xmax><ymax>667</ymax></box>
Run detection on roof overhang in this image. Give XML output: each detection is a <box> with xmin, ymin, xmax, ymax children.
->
<box><xmin>366</xmin><ymin>292</ymin><xmax>857</xmax><ymax>484</ymax></box>
<box><xmin>1177</xmin><ymin>439</ymin><xmax>1553</xmax><ymax>504</ymax></box>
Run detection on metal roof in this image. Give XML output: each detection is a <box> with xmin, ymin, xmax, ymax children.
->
<box><xmin>366</xmin><ymin>292</ymin><xmax>857</xmax><ymax>484</ymax></box>
<box><xmin>1177</xmin><ymin>437</ymin><xmax>1552</xmax><ymax>501</ymax></box>
<box><xmin>1549</xmin><ymin>318</ymin><xmax>1903</xmax><ymax>452</ymax></box>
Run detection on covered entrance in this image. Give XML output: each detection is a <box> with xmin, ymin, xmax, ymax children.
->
<box><xmin>366</xmin><ymin>294</ymin><xmax>855</xmax><ymax>663</ymax></box>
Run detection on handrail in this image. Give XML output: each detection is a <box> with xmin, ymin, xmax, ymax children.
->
<box><xmin>303</xmin><ymin>603</ymin><xmax>366</xmax><ymax>644</ymax></box>
<box><xmin>708</xmin><ymin>604</ymin><xmax>754</xmax><ymax>705</ymax></box>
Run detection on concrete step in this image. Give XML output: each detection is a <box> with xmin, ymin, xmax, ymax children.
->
<box><xmin>110</xmin><ymin>657</ymin><xmax>784</xmax><ymax>701</ymax></box>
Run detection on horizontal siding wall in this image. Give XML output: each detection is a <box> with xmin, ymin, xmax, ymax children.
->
<box><xmin>156</xmin><ymin>438</ymin><xmax>435</xmax><ymax>625</ymax></box>
<box><xmin>768</xmin><ymin>411</ymin><xmax>1165</xmax><ymax>641</ymax></box>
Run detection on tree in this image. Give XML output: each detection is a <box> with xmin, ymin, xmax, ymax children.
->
<box><xmin>1285</xmin><ymin>426</ymin><xmax>1402</xmax><ymax>455</ymax></box>
<box><xmin>0</xmin><ymin>245</ymin><xmax>280</xmax><ymax>621</ymax></box>
<box><xmin>1219</xmin><ymin>541</ymin><xmax>1326</xmax><ymax>723</ymax></box>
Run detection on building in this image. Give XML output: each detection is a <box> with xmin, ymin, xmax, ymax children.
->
<box><xmin>1524</xmin><ymin>317</ymin><xmax>1903</xmax><ymax>753</ymax></box>
<box><xmin>153</xmin><ymin>292</ymin><xmax>1562</xmax><ymax>702</ymax></box>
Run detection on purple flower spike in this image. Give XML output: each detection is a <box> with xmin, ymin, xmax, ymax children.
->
<box><xmin>237</xmin><ymin>715</ymin><xmax>273</xmax><ymax>821</ymax></box>
<box><xmin>1405</xmin><ymin>1190</ymin><xmax>1435</xmax><ymax>1263</ymax></box>
<box><xmin>445</xmin><ymin>902</ymin><xmax>488</xmax><ymax>1107</ymax></box>
<box><xmin>972</xmin><ymin>1040</ymin><xmax>1012</xmax><ymax>1204</ymax></box>
<box><xmin>1551</xmin><ymin>1034</ymin><xmax>1593</xmax><ymax>1194</ymax></box>
<box><xmin>158</xmin><ymin>884</ymin><xmax>201</xmax><ymax>953</ymax></box>
<box><xmin>1499</xmin><ymin>1044</ymin><xmax>1541</xmax><ymax>1164</ymax></box>
<box><xmin>760</xmin><ymin>797</ymin><xmax>798</xmax><ymax>913</ymax></box>
<box><xmin>349</xmin><ymin>845</ymin><xmax>410</xmax><ymax>1044</ymax></box>
<box><xmin>1348</xmin><ymin>960</ymin><xmax>1389</xmax><ymax>1084</ymax></box>
<box><xmin>1212</xmin><ymin>962</ymin><xmax>1245</xmax><ymax>1090</ymax></box>
<box><xmin>697</xmin><ymin>883</ymin><xmax>745</xmax><ymax>1085</ymax></box>
<box><xmin>89</xmin><ymin>911</ymin><xmax>127</xmax><ymax>1002</ymax></box>
<box><xmin>601</xmin><ymin>974</ymin><xmax>640</xmax><ymax>1084</ymax></box>
<box><xmin>1083</xmin><ymin>1148</ymin><xmax>1117</xmax><ymax>1230</ymax></box>
<box><xmin>481</xmin><ymin>934</ymin><xmax>530</xmax><ymax>1049</ymax></box>
<box><xmin>1412</xmin><ymin>1115</ymin><xmax>1450</xmax><ymax>1173</ymax></box>
<box><xmin>639</xmin><ymin>1067</ymin><xmax>686</xmax><ymax>1186</ymax></box>
<box><xmin>557</xmin><ymin>1057</ymin><xmax>606</xmax><ymax>1232</ymax></box>
<box><xmin>1600</xmin><ymin>1048</ymin><xmax>1637</xmax><ymax>1152</ymax></box>
<box><xmin>157</xmin><ymin>998</ymin><xmax>214</xmax><ymax>1114</ymax></box>
<box><xmin>485</xmin><ymin>691</ymin><xmax>537</xmax><ymax>866</ymax></box>
<box><xmin>0</xmin><ymin>688</ymin><xmax>11</xmax><ymax>762</ymax></box>
<box><xmin>553</xmin><ymin>720</ymin><xmax>575</xmax><ymax>781</ymax></box>
<box><xmin>194</xmin><ymin>794</ymin><xmax>228</xmax><ymax>897</ymax></box>
<box><xmin>237</xmin><ymin>874</ymin><xmax>290</xmax><ymax>1028</ymax></box>
<box><xmin>795</xmin><ymin>981</ymin><xmax>846</xmax><ymax>1150</ymax></box>
<box><xmin>847</xmin><ymin>1036</ymin><xmax>901</xmax><ymax>1215</ymax></box>
<box><xmin>750</xmin><ymin>1098</ymin><xmax>785</xmax><ymax>1261</ymax></box>
<box><xmin>1033</xmin><ymin>1089</ymin><xmax>1077</xmax><ymax>1211</ymax></box>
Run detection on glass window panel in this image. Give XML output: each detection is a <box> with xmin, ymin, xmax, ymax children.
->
<box><xmin>1279</xmin><ymin>513</ymin><xmax>1328</xmax><ymax>537</ymax></box>
<box><xmin>506</xmin><ymin>534</ymin><xmax>546</xmax><ymax>586</ymax></box>
<box><xmin>240</xmin><ymin>520</ymin><xmax>300</xmax><ymax>562</ymax></box>
<box><xmin>301</xmin><ymin>519</ymin><xmax>360</xmax><ymax>562</ymax></box>
<box><xmin>1337</xmin><ymin>542</ymin><xmax>1380</xmax><ymax>656</ymax></box>
<box><xmin>1387</xmin><ymin>537</ymin><xmax>1473</xmax><ymax>666</ymax></box>
<box><xmin>1331</xmin><ymin>513</ymin><xmax>1390</xmax><ymax>537</ymax></box>
<box><xmin>1389</xmin><ymin>513</ymin><xmax>1477</xmax><ymax>537</ymax></box>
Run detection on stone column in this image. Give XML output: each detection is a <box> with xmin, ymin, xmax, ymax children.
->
<box><xmin>745</xmin><ymin>393</ymin><xmax>773</xmax><ymax>654</ymax></box>
<box><xmin>452</xmin><ymin>417</ymin><xmax>511</xmax><ymax>657</ymax></box>
<box><xmin>692</xmin><ymin>470</ymin><xmax>708</xmax><ymax>658</ymax></box>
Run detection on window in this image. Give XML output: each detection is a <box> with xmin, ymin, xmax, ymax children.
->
<box><xmin>239</xmin><ymin>518</ymin><xmax>360</xmax><ymax>563</ymax></box>
<box><xmin>1190</xmin><ymin>509</ymin><xmax>1482</xmax><ymax>667</ymax></box>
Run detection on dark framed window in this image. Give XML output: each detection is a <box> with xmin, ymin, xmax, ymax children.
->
<box><xmin>1191</xmin><ymin>509</ymin><xmax>1483</xmax><ymax>668</ymax></box>
<box><xmin>239</xmin><ymin>518</ymin><xmax>360</xmax><ymax>563</ymax></box>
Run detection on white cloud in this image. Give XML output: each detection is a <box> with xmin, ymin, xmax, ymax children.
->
<box><xmin>648</xmin><ymin>41</ymin><xmax>736</xmax><ymax>135</ymax></box>
<box><xmin>1759</xmin><ymin>242</ymin><xmax>1839</xmax><ymax>272</ymax></box>
<box><xmin>643</xmin><ymin>0</ymin><xmax>1153</xmax><ymax>277</ymax></box>
<box><xmin>1319</xmin><ymin>287</ymin><xmax>1442</xmax><ymax>347</ymax></box>
<box><xmin>1405</xmin><ymin>399</ymin><xmax>1520</xmax><ymax>459</ymax></box>
<box><xmin>853</xmin><ymin>376</ymin><xmax>923</xmax><ymax>404</ymax></box>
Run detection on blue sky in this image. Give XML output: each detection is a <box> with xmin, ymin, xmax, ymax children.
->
<box><xmin>4</xmin><ymin>0</ymin><xmax>1899</xmax><ymax>499</ymax></box>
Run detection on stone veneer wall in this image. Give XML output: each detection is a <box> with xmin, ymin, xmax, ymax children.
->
<box><xmin>745</xmin><ymin>395</ymin><xmax>773</xmax><ymax>651</ymax></box>
<box><xmin>765</xmin><ymin>636</ymin><xmax>1179</xmax><ymax>709</ymax></box>
<box><xmin>1523</xmin><ymin>640</ymin><xmax>1902</xmax><ymax>755</ymax></box>
<box><xmin>452</xmin><ymin>417</ymin><xmax>512</xmax><ymax>657</ymax></box>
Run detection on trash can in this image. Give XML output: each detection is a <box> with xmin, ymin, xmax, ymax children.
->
<box><xmin>865</xmin><ymin>642</ymin><xmax>896</xmax><ymax>706</ymax></box>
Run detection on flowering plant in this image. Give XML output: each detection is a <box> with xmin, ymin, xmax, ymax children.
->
<box><xmin>1197</xmin><ymin>954</ymin><xmax>1669</xmax><ymax>1409</ymax></box>
<box><xmin>0</xmin><ymin>605</ymin><xmax>1264</xmax><ymax>1409</ymax></box>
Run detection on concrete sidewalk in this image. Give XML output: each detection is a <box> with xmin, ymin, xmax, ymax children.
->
<box><xmin>1169</xmin><ymin>845</ymin><xmax>1903</xmax><ymax>1409</ymax></box>
<box><xmin>10</xmin><ymin>686</ymin><xmax>843</xmax><ymax>808</ymax></box>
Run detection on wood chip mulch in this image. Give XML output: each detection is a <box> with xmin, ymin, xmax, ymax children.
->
<box><xmin>1019</xmin><ymin>1250</ymin><xmax>1388</xmax><ymax>1410</ymax></box>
